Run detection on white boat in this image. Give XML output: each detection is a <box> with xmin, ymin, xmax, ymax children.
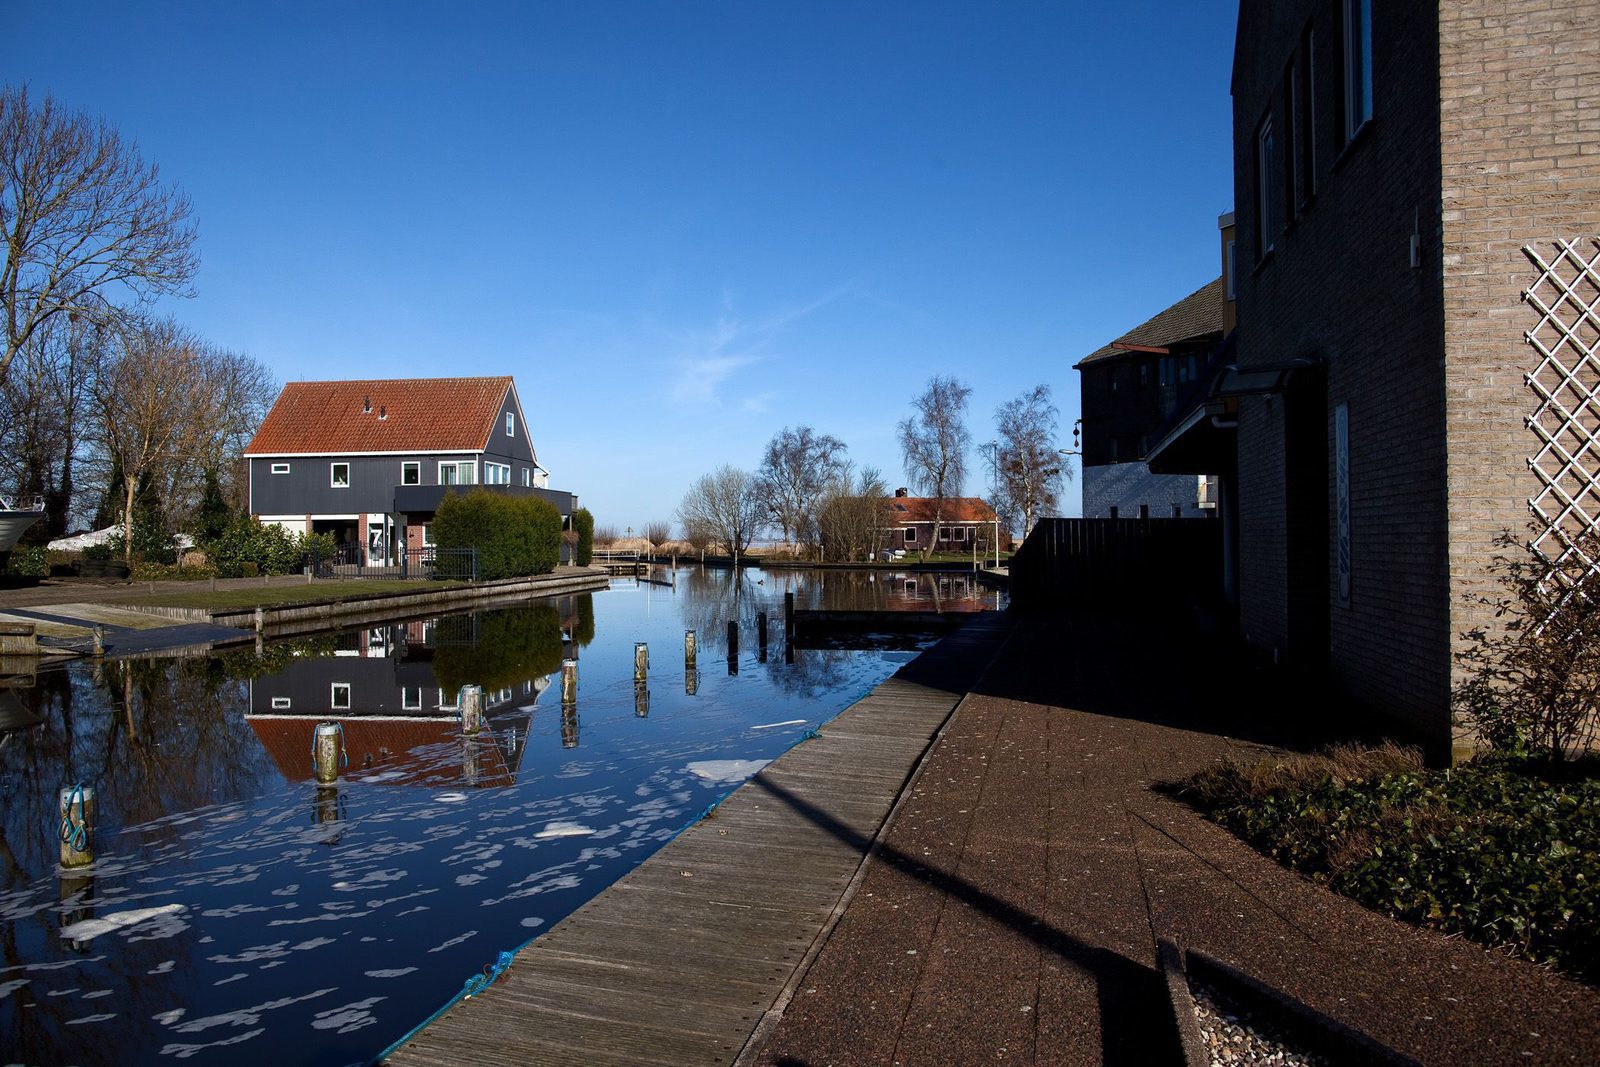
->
<box><xmin>0</xmin><ymin>495</ymin><xmax>45</xmax><ymax>554</ymax></box>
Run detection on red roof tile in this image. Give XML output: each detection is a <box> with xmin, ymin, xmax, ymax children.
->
<box><xmin>244</xmin><ymin>377</ymin><xmax>514</xmax><ymax>455</ymax></box>
<box><xmin>887</xmin><ymin>497</ymin><xmax>998</xmax><ymax>523</ymax></box>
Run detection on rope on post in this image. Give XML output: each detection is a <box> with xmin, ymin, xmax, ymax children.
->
<box><xmin>58</xmin><ymin>782</ymin><xmax>89</xmax><ymax>852</ymax></box>
<box><xmin>309</xmin><ymin>721</ymin><xmax>348</xmax><ymax>768</ymax></box>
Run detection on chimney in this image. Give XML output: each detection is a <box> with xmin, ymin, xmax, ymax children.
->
<box><xmin>378</xmin><ymin>405</ymin><xmax>387</xmax><ymax>420</ymax></box>
<box><xmin>894</xmin><ymin>487</ymin><xmax>909</xmax><ymax>498</ymax></box>
<box><xmin>1218</xmin><ymin>210</ymin><xmax>1237</xmax><ymax>334</ymax></box>
<box><xmin>363</xmin><ymin>395</ymin><xmax>372</xmax><ymax>414</ymax></box>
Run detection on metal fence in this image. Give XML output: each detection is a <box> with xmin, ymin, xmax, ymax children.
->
<box><xmin>306</xmin><ymin>544</ymin><xmax>478</xmax><ymax>581</ymax></box>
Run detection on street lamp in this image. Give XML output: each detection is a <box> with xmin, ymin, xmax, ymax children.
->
<box><xmin>1057</xmin><ymin>418</ymin><xmax>1083</xmax><ymax>457</ymax></box>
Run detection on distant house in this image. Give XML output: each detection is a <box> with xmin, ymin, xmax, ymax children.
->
<box><xmin>244</xmin><ymin>376</ymin><xmax>580</xmax><ymax>563</ymax></box>
<box><xmin>882</xmin><ymin>489</ymin><xmax>1002</xmax><ymax>554</ymax></box>
<box><xmin>1074</xmin><ymin>256</ymin><xmax>1230</xmax><ymax>520</ymax></box>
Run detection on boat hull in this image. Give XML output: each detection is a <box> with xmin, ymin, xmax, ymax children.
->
<box><xmin>0</xmin><ymin>512</ymin><xmax>44</xmax><ymax>554</ymax></box>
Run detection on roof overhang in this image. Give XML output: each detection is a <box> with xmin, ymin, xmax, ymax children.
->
<box><xmin>1146</xmin><ymin>357</ymin><xmax>1319</xmax><ymax>475</ymax></box>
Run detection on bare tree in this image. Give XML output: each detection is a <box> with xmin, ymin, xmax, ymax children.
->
<box><xmin>0</xmin><ymin>314</ymin><xmax>106</xmax><ymax>535</ymax></box>
<box><xmin>981</xmin><ymin>384</ymin><xmax>1067</xmax><ymax>541</ymax></box>
<box><xmin>593</xmin><ymin>524</ymin><xmax>618</xmax><ymax>548</ymax></box>
<box><xmin>93</xmin><ymin>318</ymin><xmax>210</xmax><ymax>561</ymax></box>
<box><xmin>897</xmin><ymin>376</ymin><xmax>971</xmax><ymax>560</ymax></box>
<box><xmin>677</xmin><ymin>466</ymin><xmax>763</xmax><ymax>568</ymax></box>
<box><xmin>756</xmin><ymin>426</ymin><xmax>848</xmax><ymax>553</ymax></box>
<box><xmin>1</xmin><ymin>85</ymin><xmax>198</xmax><ymax>386</ymax></box>
<box><xmin>643</xmin><ymin>520</ymin><xmax>672</xmax><ymax>546</ymax></box>
<box><xmin>817</xmin><ymin>464</ymin><xmax>892</xmax><ymax>562</ymax></box>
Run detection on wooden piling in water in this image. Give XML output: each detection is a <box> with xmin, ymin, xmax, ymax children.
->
<box><xmin>727</xmin><ymin>620</ymin><xmax>738</xmax><ymax>657</ymax></box>
<box><xmin>784</xmin><ymin>591</ymin><xmax>795</xmax><ymax>632</ymax></box>
<box><xmin>460</xmin><ymin>685</ymin><xmax>484</xmax><ymax>736</ymax></box>
<box><xmin>58</xmin><ymin>786</ymin><xmax>94</xmax><ymax>870</ymax></box>
<box><xmin>686</xmin><ymin>670</ymin><xmax>699</xmax><ymax>696</ymax></box>
<box><xmin>634</xmin><ymin>685</ymin><xmax>649</xmax><ymax>718</ymax></box>
<box><xmin>560</xmin><ymin>704</ymin><xmax>579</xmax><ymax>748</ymax></box>
<box><xmin>684</xmin><ymin>630</ymin><xmax>697</xmax><ymax>671</ymax></box>
<box><xmin>91</xmin><ymin>627</ymin><xmax>105</xmax><ymax>657</ymax></box>
<box><xmin>634</xmin><ymin>643</ymin><xmax>649</xmax><ymax>684</ymax></box>
<box><xmin>560</xmin><ymin>659</ymin><xmax>578</xmax><ymax>706</ymax></box>
<box><xmin>757</xmin><ymin>612</ymin><xmax>768</xmax><ymax>656</ymax></box>
<box><xmin>313</xmin><ymin>722</ymin><xmax>342</xmax><ymax>784</ymax></box>
<box><xmin>0</xmin><ymin>622</ymin><xmax>37</xmax><ymax>657</ymax></box>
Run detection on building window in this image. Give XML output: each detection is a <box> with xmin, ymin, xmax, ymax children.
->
<box><xmin>1139</xmin><ymin>363</ymin><xmax>1150</xmax><ymax>386</ymax></box>
<box><xmin>1298</xmin><ymin>24</ymin><xmax>1317</xmax><ymax>204</ymax></box>
<box><xmin>522</xmin><ymin>467</ymin><xmax>531</xmax><ymax>487</ymax></box>
<box><xmin>1342</xmin><ymin>0</ymin><xmax>1372</xmax><ymax>143</ymax></box>
<box><xmin>903</xmin><ymin>526</ymin><xmax>917</xmax><ymax>544</ymax></box>
<box><xmin>271</xmin><ymin>697</ymin><xmax>292</xmax><ymax>709</ymax></box>
<box><xmin>1109</xmin><ymin>438</ymin><xmax>1119</xmax><ymax>463</ymax></box>
<box><xmin>401</xmin><ymin>461</ymin><xmax>420</xmax><ymax>485</ymax></box>
<box><xmin>952</xmin><ymin>527</ymin><xmax>966</xmax><ymax>543</ymax></box>
<box><xmin>507</xmin><ymin>412</ymin><xmax>516</xmax><ymax>437</ymax></box>
<box><xmin>331</xmin><ymin>683</ymin><xmax>351</xmax><ymax>710</ymax></box>
<box><xmin>402</xmin><ymin>687</ymin><xmax>422</xmax><ymax>711</ymax></box>
<box><xmin>438</xmin><ymin>687</ymin><xmax>459</xmax><ymax>711</ymax></box>
<box><xmin>439</xmin><ymin>460</ymin><xmax>475</xmax><ymax>485</ymax></box>
<box><xmin>1284</xmin><ymin>61</ymin><xmax>1299</xmax><ymax>225</ymax></box>
<box><xmin>1256</xmin><ymin>113</ymin><xmax>1276</xmax><ymax>259</ymax></box>
<box><xmin>271</xmin><ymin>462</ymin><xmax>290</xmax><ymax>475</ymax></box>
<box><xmin>421</xmin><ymin>523</ymin><xmax>434</xmax><ymax>545</ymax></box>
<box><xmin>331</xmin><ymin>462</ymin><xmax>350</xmax><ymax>488</ymax></box>
<box><xmin>484</xmin><ymin>461</ymin><xmax>510</xmax><ymax>485</ymax></box>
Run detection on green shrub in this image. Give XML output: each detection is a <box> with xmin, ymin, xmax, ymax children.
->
<box><xmin>131</xmin><ymin>561</ymin><xmax>217</xmax><ymax>581</ymax></box>
<box><xmin>83</xmin><ymin>541</ymin><xmax>114</xmax><ymax>562</ymax></box>
<box><xmin>1174</xmin><ymin>748</ymin><xmax>1600</xmax><ymax>985</ymax></box>
<box><xmin>432</xmin><ymin>489</ymin><xmax>561</xmax><ymax>580</ymax></box>
<box><xmin>573</xmin><ymin>508</ymin><xmax>594</xmax><ymax>566</ymax></box>
<box><xmin>208</xmin><ymin>517</ymin><xmax>329</xmax><ymax>577</ymax></box>
<box><xmin>432</xmin><ymin>603</ymin><xmax>564</xmax><ymax>693</ymax></box>
<box><xmin>5</xmin><ymin>545</ymin><xmax>49</xmax><ymax>577</ymax></box>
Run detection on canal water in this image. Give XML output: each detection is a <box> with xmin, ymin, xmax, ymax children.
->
<box><xmin>0</xmin><ymin>566</ymin><xmax>1001</xmax><ymax>1066</ymax></box>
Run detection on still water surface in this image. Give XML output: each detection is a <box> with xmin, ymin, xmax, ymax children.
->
<box><xmin>0</xmin><ymin>566</ymin><xmax>999</xmax><ymax>1066</ymax></box>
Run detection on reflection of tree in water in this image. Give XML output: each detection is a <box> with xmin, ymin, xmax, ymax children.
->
<box><xmin>762</xmin><ymin>648</ymin><xmax>856</xmax><ymax>699</ymax></box>
<box><xmin>675</xmin><ymin>567</ymin><xmax>784</xmax><ymax>656</ymax></box>
<box><xmin>431</xmin><ymin>602</ymin><xmax>565</xmax><ymax>693</ymax></box>
<box><xmin>0</xmin><ymin>657</ymin><xmax>279</xmax><ymax>1065</ymax></box>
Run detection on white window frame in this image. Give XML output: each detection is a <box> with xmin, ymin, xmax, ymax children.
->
<box><xmin>902</xmin><ymin>526</ymin><xmax>917</xmax><ymax>544</ymax></box>
<box><xmin>522</xmin><ymin>467</ymin><xmax>531</xmax><ymax>487</ymax></box>
<box><xmin>331</xmin><ymin>683</ymin><xmax>351</xmax><ymax>710</ymax></box>
<box><xmin>421</xmin><ymin>523</ymin><xmax>435</xmax><ymax>546</ymax></box>
<box><xmin>437</xmin><ymin>687</ymin><xmax>459</xmax><ymax>711</ymax></box>
<box><xmin>506</xmin><ymin>412</ymin><xmax>515</xmax><ymax>437</ymax></box>
<box><xmin>271</xmin><ymin>462</ymin><xmax>291</xmax><ymax>475</ymax></box>
<box><xmin>1342</xmin><ymin>0</ymin><xmax>1372</xmax><ymax>143</ymax></box>
<box><xmin>484</xmin><ymin>461</ymin><xmax>510</xmax><ymax>485</ymax></box>
<box><xmin>952</xmin><ymin>527</ymin><xmax>966</xmax><ymax>543</ymax></box>
<box><xmin>330</xmin><ymin>462</ymin><xmax>351</xmax><ymax>488</ymax></box>
<box><xmin>401</xmin><ymin>461</ymin><xmax>420</xmax><ymax>485</ymax></box>
<box><xmin>271</xmin><ymin>696</ymin><xmax>292</xmax><ymax>709</ymax></box>
<box><xmin>1256</xmin><ymin>113</ymin><xmax>1276</xmax><ymax>259</ymax></box>
<box><xmin>438</xmin><ymin>460</ymin><xmax>476</xmax><ymax>485</ymax></box>
<box><xmin>402</xmin><ymin>687</ymin><xmax>422</xmax><ymax>711</ymax></box>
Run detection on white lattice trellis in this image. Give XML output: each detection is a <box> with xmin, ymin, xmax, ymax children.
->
<box><xmin>1523</xmin><ymin>238</ymin><xmax>1600</xmax><ymax>589</ymax></box>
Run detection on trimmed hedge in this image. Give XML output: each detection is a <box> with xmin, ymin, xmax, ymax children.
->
<box><xmin>432</xmin><ymin>489</ymin><xmax>561</xmax><ymax>580</ymax></box>
<box><xmin>432</xmin><ymin>603</ymin><xmax>564</xmax><ymax>694</ymax></box>
<box><xmin>573</xmin><ymin>508</ymin><xmax>594</xmax><ymax>566</ymax></box>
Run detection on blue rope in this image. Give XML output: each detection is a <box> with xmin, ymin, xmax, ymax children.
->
<box><xmin>58</xmin><ymin>782</ymin><xmax>88</xmax><ymax>852</ymax></box>
<box><xmin>372</xmin><ymin>947</ymin><xmax>527</xmax><ymax>1063</ymax></box>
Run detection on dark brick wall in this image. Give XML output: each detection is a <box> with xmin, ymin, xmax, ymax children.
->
<box><xmin>1232</xmin><ymin>0</ymin><xmax>1451</xmax><ymax>744</ymax></box>
<box><xmin>1438</xmin><ymin>0</ymin><xmax>1600</xmax><ymax>753</ymax></box>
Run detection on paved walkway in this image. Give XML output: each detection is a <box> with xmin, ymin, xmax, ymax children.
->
<box><xmin>752</xmin><ymin>618</ymin><xmax>1600</xmax><ymax>1066</ymax></box>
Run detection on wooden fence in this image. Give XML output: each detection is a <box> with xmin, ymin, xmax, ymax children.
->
<box><xmin>1008</xmin><ymin>517</ymin><xmax>1224</xmax><ymax>616</ymax></box>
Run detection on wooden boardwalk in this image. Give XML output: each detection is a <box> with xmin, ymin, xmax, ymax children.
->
<box><xmin>387</xmin><ymin>613</ymin><xmax>1010</xmax><ymax>1067</ymax></box>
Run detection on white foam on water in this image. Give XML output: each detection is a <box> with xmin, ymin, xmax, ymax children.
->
<box><xmin>534</xmin><ymin>821</ymin><xmax>594</xmax><ymax>839</ymax></box>
<box><xmin>434</xmin><ymin>792</ymin><xmax>469</xmax><ymax>803</ymax></box>
<box><xmin>0</xmin><ymin>978</ymin><xmax>28</xmax><ymax>1000</ymax></box>
<box><xmin>519</xmin><ymin>916</ymin><xmax>545</xmax><ymax>929</ymax></box>
<box><xmin>60</xmin><ymin>904</ymin><xmax>185</xmax><ymax>943</ymax></box>
<box><xmin>66</xmin><ymin>1012</ymin><xmax>117</xmax><ymax>1025</ymax></box>
<box><xmin>150</xmin><ymin>960</ymin><xmax>176</xmax><ymax>975</ymax></box>
<box><xmin>154</xmin><ymin>1007</ymin><xmax>186</xmax><ymax>1025</ymax></box>
<box><xmin>168</xmin><ymin>988</ymin><xmax>335</xmax><ymax>1034</ymax></box>
<box><xmin>686</xmin><ymin>759</ymin><xmax>770</xmax><ymax>785</ymax></box>
<box><xmin>311</xmin><ymin>996</ymin><xmax>384</xmax><ymax>1034</ymax></box>
<box><xmin>364</xmin><ymin>968</ymin><xmax>417</xmax><ymax>979</ymax></box>
<box><xmin>160</xmin><ymin>1027</ymin><xmax>266</xmax><ymax>1059</ymax></box>
<box><xmin>750</xmin><ymin>719</ymin><xmax>807</xmax><ymax>730</ymax></box>
<box><xmin>427</xmin><ymin>930</ymin><xmax>478</xmax><ymax>953</ymax></box>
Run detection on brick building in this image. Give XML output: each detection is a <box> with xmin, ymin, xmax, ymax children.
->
<box><xmin>1152</xmin><ymin>0</ymin><xmax>1600</xmax><ymax>757</ymax></box>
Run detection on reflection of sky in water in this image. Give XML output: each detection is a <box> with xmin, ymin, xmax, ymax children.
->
<box><xmin>0</xmin><ymin>566</ymin><xmax>967</xmax><ymax>1066</ymax></box>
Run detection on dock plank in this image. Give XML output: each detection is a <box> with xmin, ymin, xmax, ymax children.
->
<box><xmin>386</xmin><ymin>612</ymin><xmax>1009</xmax><ymax>1066</ymax></box>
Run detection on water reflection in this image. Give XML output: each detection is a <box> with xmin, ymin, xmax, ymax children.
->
<box><xmin>0</xmin><ymin>568</ymin><xmax>993</xmax><ymax>1066</ymax></box>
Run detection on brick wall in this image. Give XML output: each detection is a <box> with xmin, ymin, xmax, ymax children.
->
<box><xmin>1438</xmin><ymin>0</ymin><xmax>1600</xmax><ymax>753</ymax></box>
<box><xmin>1232</xmin><ymin>0</ymin><xmax>1452</xmax><ymax>748</ymax></box>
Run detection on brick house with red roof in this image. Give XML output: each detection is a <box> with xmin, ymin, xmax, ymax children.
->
<box><xmin>244</xmin><ymin>377</ymin><xmax>580</xmax><ymax>563</ymax></box>
<box><xmin>881</xmin><ymin>489</ymin><xmax>1003</xmax><ymax>555</ymax></box>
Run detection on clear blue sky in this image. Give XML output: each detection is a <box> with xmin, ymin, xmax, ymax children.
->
<box><xmin>9</xmin><ymin>0</ymin><xmax>1237</xmax><ymax>530</ymax></box>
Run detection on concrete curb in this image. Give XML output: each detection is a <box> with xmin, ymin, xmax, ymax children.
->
<box><xmin>1159</xmin><ymin>939</ymin><xmax>1210</xmax><ymax>1067</ymax></box>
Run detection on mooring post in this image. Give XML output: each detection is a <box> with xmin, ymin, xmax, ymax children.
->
<box><xmin>561</xmin><ymin>704</ymin><xmax>579</xmax><ymax>748</ymax></box>
<box><xmin>634</xmin><ymin>642</ymin><xmax>649</xmax><ymax>684</ymax></box>
<box><xmin>686</xmin><ymin>670</ymin><xmax>699</xmax><ymax>696</ymax></box>
<box><xmin>314</xmin><ymin>785</ymin><xmax>342</xmax><ymax>826</ymax></box>
<box><xmin>727</xmin><ymin>620</ymin><xmax>739</xmax><ymax>657</ymax></box>
<box><xmin>313</xmin><ymin>722</ymin><xmax>342</xmax><ymax>785</ymax></box>
<box><xmin>560</xmin><ymin>659</ymin><xmax>578</xmax><ymax>706</ymax></box>
<box><xmin>253</xmin><ymin>607</ymin><xmax>265</xmax><ymax>634</ymax></box>
<box><xmin>58</xmin><ymin>785</ymin><xmax>94</xmax><ymax>870</ymax></box>
<box><xmin>784</xmin><ymin>591</ymin><xmax>795</xmax><ymax>633</ymax></box>
<box><xmin>684</xmin><ymin>629</ymin><xmax>697</xmax><ymax>671</ymax></box>
<box><xmin>634</xmin><ymin>685</ymin><xmax>649</xmax><ymax>718</ymax></box>
<box><xmin>757</xmin><ymin>611</ymin><xmax>768</xmax><ymax>648</ymax></box>
<box><xmin>91</xmin><ymin>626</ymin><xmax>105</xmax><ymax>658</ymax></box>
<box><xmin>460</xmin><ymin>684</ymin><xmax>484</xmax><ymax>736</ymax></box>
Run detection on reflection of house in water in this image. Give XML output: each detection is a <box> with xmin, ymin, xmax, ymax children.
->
<box><xmin>245</xmin><ymin>623</ymin><xmax>552</xmax><ymax>789</ymax></box>
<box><xmin>816</xmin><ymin>571</ymin><xmax>1003</xmax><ymax>615</ymax></box>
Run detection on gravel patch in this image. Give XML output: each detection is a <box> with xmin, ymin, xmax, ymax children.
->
<box><xmin>1191</xmin><ymin>980</ymin><xmax>1328</xmax><ymax>1067</ymax></box>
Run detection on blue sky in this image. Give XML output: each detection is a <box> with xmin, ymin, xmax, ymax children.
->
<box><xmin>9</xmin><ymin>1</ymin><xmax>1238</xmax><ymax>530</ymax></box>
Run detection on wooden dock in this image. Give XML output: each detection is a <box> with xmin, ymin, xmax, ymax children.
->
<box><xmin>386</xmin><ymin>612</ymin><xmax>1011</xmax><ymax>1067</ymax></box>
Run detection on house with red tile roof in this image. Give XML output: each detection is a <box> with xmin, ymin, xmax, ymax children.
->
<box><xmin>881</xmin><ymin>489</ymin><xmax>1003</xmax><ymax>555</ymax></box>
<box><xmin>244</xmin><ymin>377</ymin><xmax>580</xmax><ymax>563</ymax></box>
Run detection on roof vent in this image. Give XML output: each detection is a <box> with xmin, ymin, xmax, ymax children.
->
<box><xmin>363</xmin><ymin>395</ymin><xmax>372</xmax><ymax>414</ymax></box>
<box><xmin>894</xmin><ymin>487</ymin><xmax>909</xmax><ymax>498</ymax></box>
<box><xmin>378</xmin><ymin>405</ymin><xmax>387</xmax><ymax>420</ymax></box>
